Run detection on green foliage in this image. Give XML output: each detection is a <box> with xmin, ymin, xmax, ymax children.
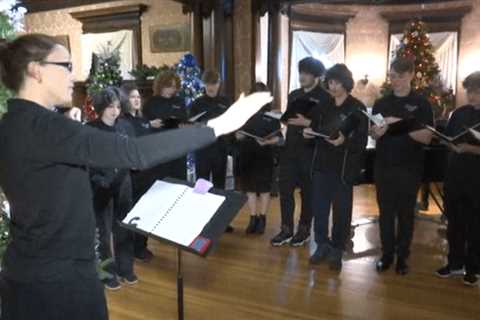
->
<box><xmin>129</xmin><ymin>64</ymin><xmax>170</xmax><ymax>81</ymax></box>
<box><xmin>0</xmin><ymin>12</ymin><xmax>15</xmax><ymax>117</ymax></box>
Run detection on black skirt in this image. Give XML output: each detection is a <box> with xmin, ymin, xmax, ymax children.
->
<box><xmin>235</xmin><ymin>140</ymin><xmax>275</xmax><ymax>193</ymax></box>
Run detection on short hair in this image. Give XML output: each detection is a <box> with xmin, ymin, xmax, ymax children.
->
<box><xmin>325</xmin><ymin>64</ymin><xmax>354</xmax><ymax>93</ymax></box>
<box><xmin>463</xmin><ymin>71</ymin><xmax>480</xmax><ymax>92</ymax></box>
<box><xmin>152</xmin><ymin>70</ymin><xmax>181</xmax><ymax>96</ymax></box>
<box><xmin>251</xmin><ymin>81</ymin><xmax>269</xmax><ymax>93</ymax></box>
<box><xmin>202</xmin><ymin>70</ymin><xmax>221</xmax><ymax>84</ymax></box>
<box><xmin>92</xmin><ymin>87</ymin><xmax>127</xmax><ymax>115</ymax></box>
<box><xmin>0</xmin><ymin>34</ymin><xmax>60</xmax><ymax>92</ymax></box>
<box><xmin>298</xmin><ymin>57</ymin><xmax>326</xmax><ymax>78</ymax></box>
<box><xmin>390</xmin><ymin>57</ymin><xmax>415</xmax><ymax>74</ymax></box>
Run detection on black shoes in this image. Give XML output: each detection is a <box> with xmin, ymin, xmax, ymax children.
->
<box><xmin>120</xmin><ymin>273</ymin><xmax>139</xmax><ymax>285</ymax></box>
<box><xmin>225</xmin><ymin>225</ymin><xmax>235</xmax><ymax>233</ymax></box>
<box><xmin>375</xmin><ymin>256</ymin><xmax>393</xmax><ymax>273</ymax></box>
<box><xmin>290</xmin><ymin>225</ymin><xmax>311</xmax><ymax>247</ymax></box>
<box><xmin>435</xmin><ymin>265</ymin><xmax>465</xmax><ymax>278</ymax></box>
<box><xmin>395</xmin><ymin>259</ymin><xmax>409</xmax><ymax>276</ymax></box>
<box><xmin>309</xmin><ymin>243</ymin><xmax>332</xmax><ymax>265</ymax></box>
<box><xmin>463</xmin><ymin>273</ymin><xmax>479</xmax><ymax>287</ymax></box>
<box><xmin>104</xmin><ymin>276</ymin><xmax>122</xmax><ymax>291</ymax></box>
<box><xmin>256</xmin><ymin>215</ymin><xmax>266</xmax><ymax>234</ymax></box>
<box><xmin>246</xmin><ymin>215</ymin><xmax>266</xmax><ymax>234</ymax></box>
<box><xmin>271</xmin><ymin>229</ymin><xmax>293</xmax><ymax>247</ymax></box>
<box><xmin>245</xmin><ymin>216</ymin><xmax>258</xmax><ymax>234</ymax></box>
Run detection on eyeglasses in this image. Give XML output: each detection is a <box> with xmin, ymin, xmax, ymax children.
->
<box><xmin>40</xmin><ymin>61</ymin><xmax>73</xmax><ymax>72</ymax></box>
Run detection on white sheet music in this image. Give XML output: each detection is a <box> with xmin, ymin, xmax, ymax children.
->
<box><xmin>122</xmin><ymin>180</ymin><xmax>226</xmax><ymax>246</ymax></box>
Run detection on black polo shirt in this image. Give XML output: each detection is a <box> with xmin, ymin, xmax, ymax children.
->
<box><xmin>372</xmin><ymin>91</ymin><xmax>434</xmax><ymax>173</ymax></box>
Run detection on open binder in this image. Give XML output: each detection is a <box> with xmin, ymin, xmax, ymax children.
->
<box><xmin>121</xmin><ymin>178</ymin><xmax>246</xmax><ymax>257</ymax></box>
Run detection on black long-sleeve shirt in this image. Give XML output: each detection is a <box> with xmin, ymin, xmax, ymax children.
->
<box><xmin>372</xmin><ymin>91</ymin><xmax>434</xmax><ymax>173</ymax></box>
<box><xmin>444</xmin><ymin>104</ymin><xmax>480</xmax><ymax>184</ymax></box>
<box><xmin>283</xmin><ymin>85</ymin><xmax>332</xmax><ymax>157</ymax></box>
<box><xmin>0</xmin><ymin>98</ymin><xmax>216</xmax><ymax>281</ymax></box>
<box><xmin>310</xmin><ymin>95</ymin><xmax>368</xmax><ymax>184</ymax></box>
<box><xmin>190</xmin><ymin>94</ymin><xmax>233</xmax><ymax>157</ymax></box>
<box><xmin>143</xmin><ymin>96</ymin><xmax>188</xmax><ymax>131</ymax></box>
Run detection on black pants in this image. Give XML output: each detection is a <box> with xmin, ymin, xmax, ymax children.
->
<box><xmin>2</xmin><ymin>262</ymin><xmax>108</xmax><ymax>320</ymax></box>
<box><xmin>94</xmin><ymin>175</ymin><xmax>134</xmax><ymax>277</ymax></box>
<box><xmin>444</xmin><ymin>177</ymin><xmax>480</xmax><ymax>274</ymax></box>
<box><xmin>375</xmin><ymin>167</ymin><xmax>421</xmax><ymax>261</ymax></box>
<box><xmin>312</xmin><ymin>171</ymin><xmax>353</xmax><ymax>251</ymax></box>
<box><xmin>195</xmin><ymin>149</ymin><xmax>227</xmax><ymax>189</ymax></box>
<box><xmin>278</xmin><ymin>149</ymin><xmax>313</xmax><ymax>232</ymax></box>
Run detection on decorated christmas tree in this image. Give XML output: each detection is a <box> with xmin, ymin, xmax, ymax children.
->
<box><xmin>0</xmin><ymin>12</ymin><xmax>16</xmax><ymax>116</ymax></box>
<box><xmin>383</xmin><ymin>19</ymin><xmax>455</xmax><ymax>120</ymax></box>
<box><xmin>84</xmin><ymin>40</ymin><xmax>124</xmax><ymax>121</ymax></box>
<box><xmin>175</xmin><ymin>53</ymin><xmax>204</xmax><ymax>180</ymax></box>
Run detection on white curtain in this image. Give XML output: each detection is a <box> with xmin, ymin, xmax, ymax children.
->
<box><xmin>390</xmin><ymin>32</ymin><xmax>458</xmax><ymax>93</ymax></box>
<box><xmin>255</xmin><ymin>14</ymin><xmax>269</xmax><ymax>84</ymax></box>
<box><xmin>81</xmin><ymin>30</ymin><xmax>134</xmax><ymax>81</ymax></box>
<box><xmin>290</xmin><ymin>31</ymin><xmax>345</xmax><ymax>91</ymax></box>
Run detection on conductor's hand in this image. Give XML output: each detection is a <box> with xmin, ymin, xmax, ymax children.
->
<box><xmin>207</xmin><ymin>92</ymin><xmax>273</xmax><ymax>137</ymax></box>
<box><xmin>149</xmin><ymin>119</ymin><xmax>163</xmax><ymax>129</ymax></box>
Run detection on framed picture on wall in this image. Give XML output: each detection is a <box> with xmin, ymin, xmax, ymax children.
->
<box><xmin>54</xmin><ymin>35</ymin><xmax>70</xmax><ymax>52</ymax></box>
<box><xmin>149</xmin><ymin>24</ymin><xmax>190</xmax><ymax>53</ymax></box>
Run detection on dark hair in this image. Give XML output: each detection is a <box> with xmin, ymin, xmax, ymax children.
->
<box><xmin>298</xmin><ymin>57</ymin><xmax>326</xmax><ymax>78</ymax></box>
<box><xmin>202</xmin><ymin>70</ymin><xmax>221</xmax><ymax>84</ymax></box>
<box><xmin>251</xmin><ymin>82</ymin><xmax>272</xmax><ymax>111</ymax></box>
<box><xmin>251</xmin><ymin>81</ymin><xmax>269</xmax><ymax>93</ymax></box>
<box><xmin>325</xmin><ymin>64</ymin><xmax>354</xmax><ymax>93</ymax></box>
<box><xmin>92</xmin><ymin>87</ymin><xmax>128</xmax><ymax>115</ymax></box>
<box><xmin>153</xmin><ymin>70</ymin><xmax>181</xmax><ymax>96</ymax></box>
<box><xmin>463</xmin><ymin>71</ymin><xmax>480</xmax><ymax>92</ymax></box>
<box><xmin>0</xmin><ymin>34</ymin><xmax>60</xmax><ymax>93</ymax></box>
<box><xmin>121</xmin><ymin>83</ymin><xmax>139</xmax><ymax>96</ymax></box>
<box><xmin>390</xmin><ymin>57</ymin><xmax>415</xmax><ymax>74</ymax></box>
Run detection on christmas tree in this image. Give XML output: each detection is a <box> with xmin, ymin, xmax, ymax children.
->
<box><xmin>84</xmin><ymin>40</ymin><xmax>124</xmax><ymax>121</ymax></box>
<box><xmin>175</xmin><ymin>53</ymin><xmax>204</xmax><ymax>180</ymax></box>
<box><xmin>0</xmin><ymin>12</ymin><xmax>15</xmax><ymax>116</ymax></box>
<box><xmin>383</xmin><ymin>19</ymin><xmax>455</xmax><ymax>120</ymax></box>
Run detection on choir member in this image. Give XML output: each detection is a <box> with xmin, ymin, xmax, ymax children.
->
<box><xmin>121</xmin><ymin>83</ymin><xmax>161</xmax><ymax>262</ymax></box>
<box><xmin>142</xmin><ymin>70</ymin><xmax>189</xmax><ymax>181</ymax></box>
<box><xmin>0</xmin><ymin>33</ymin><xmax>272</xmax><ymax>320</ymax></box>
<box><xmin>235</xmin><ymin>82</ymin><xmax>282</xmax><ymax>234</ymax></box>
<box><xmin>304</xmin><ymin>64</ymin><xmax>368</xmax><ymax>271</ymax></box>
<box><xmin>190</xmin><ymin>70</ymin><xmax>232</xmax><ymax>190</ymax></box>
<box><xmin>271</xmin><ymin>57</ymin><xmax>331</xmax><ymax>247</ymax></box>
<box><xmin>436</xmin><ymin>71</ymin><xmax>480</xmax><ymax>286</ymax></box>
<box><xmin>88</xmin><ymin>87</ymin><xmax>137</xmax><ymax>290</ymax></box>
<box><xmin>371</xmin><ymin>57</ymin><xmax>434</xmax><ymax>275</ymax></box>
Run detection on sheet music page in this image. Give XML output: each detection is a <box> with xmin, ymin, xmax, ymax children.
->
<box><xmin>151</xmin><ymin>188</ymin><xmax>225</xmax><ymax>246</ymax></box>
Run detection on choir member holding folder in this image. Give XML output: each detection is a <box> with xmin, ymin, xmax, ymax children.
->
<box><xmin>235</xmin><ymin>82</ymin><xmax>282</xmax><ymax>234</ymax></box>
<box><xmin>370</xmin><ymin>57</ymin><xmax>434</xmax><ymax>276</ymax></box>
<box><xmin>190</xmin><ymin>71</ymin><xmax>232</xmax><ymax>193</ymax></box>
<box><xmin>143</xmin><ymin>70</ymin><xmax>190</xmax><ymax>181</ymax></box>
<box><xmin>121</xmin><ymin>83</ymin><xmax>162</xmax><ymax>262</ymax></box>
<box><xmin>271</xmin><ymin>57</ymin><xmax>331</xmax><ymax>247</ymax></box>
<box><xmin>436</xmin><ymin>71</ymin><xmax>480</xmax><ymax>286</ymax></box>
<box><xmin>304</xmin><ymin>64</ymin><xmax>368</xmax><ymax>271</ymax></box>
<box><xmin>88</xmin><ymin>87</ymin><xmax>137</xmax><ymax>290</ymax></box>
<box><xmin>0</xmin><ymin>34</ymin><xmax>272</xmax><ymax>320</ymax></box>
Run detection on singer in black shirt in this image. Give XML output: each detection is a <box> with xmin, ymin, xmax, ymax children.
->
<box><xmin>371</xmin><ymin>58</ymin><xmax>433</xmax><ymax>275</ymax></box>
<box><xmin>435</xmin><ymin>72</ymin><xmax>480</xmax><ymax>286</ymax></box>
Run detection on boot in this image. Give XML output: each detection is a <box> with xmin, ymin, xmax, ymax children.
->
<box><xmin>245</xmin><ymin>215</ymin><xmax>258</xmax><ymax>234</ymax></box>
<box><xmin>256</xmin><ymin>215</ymin><xmax>266</xmax><ymax>234</ymax></box>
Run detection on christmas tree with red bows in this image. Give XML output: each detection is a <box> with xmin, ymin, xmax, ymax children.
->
<box><xmin>382</xmin><ymin>19</ymin><xmax>455</xmax><ymax>120</ymax></box>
